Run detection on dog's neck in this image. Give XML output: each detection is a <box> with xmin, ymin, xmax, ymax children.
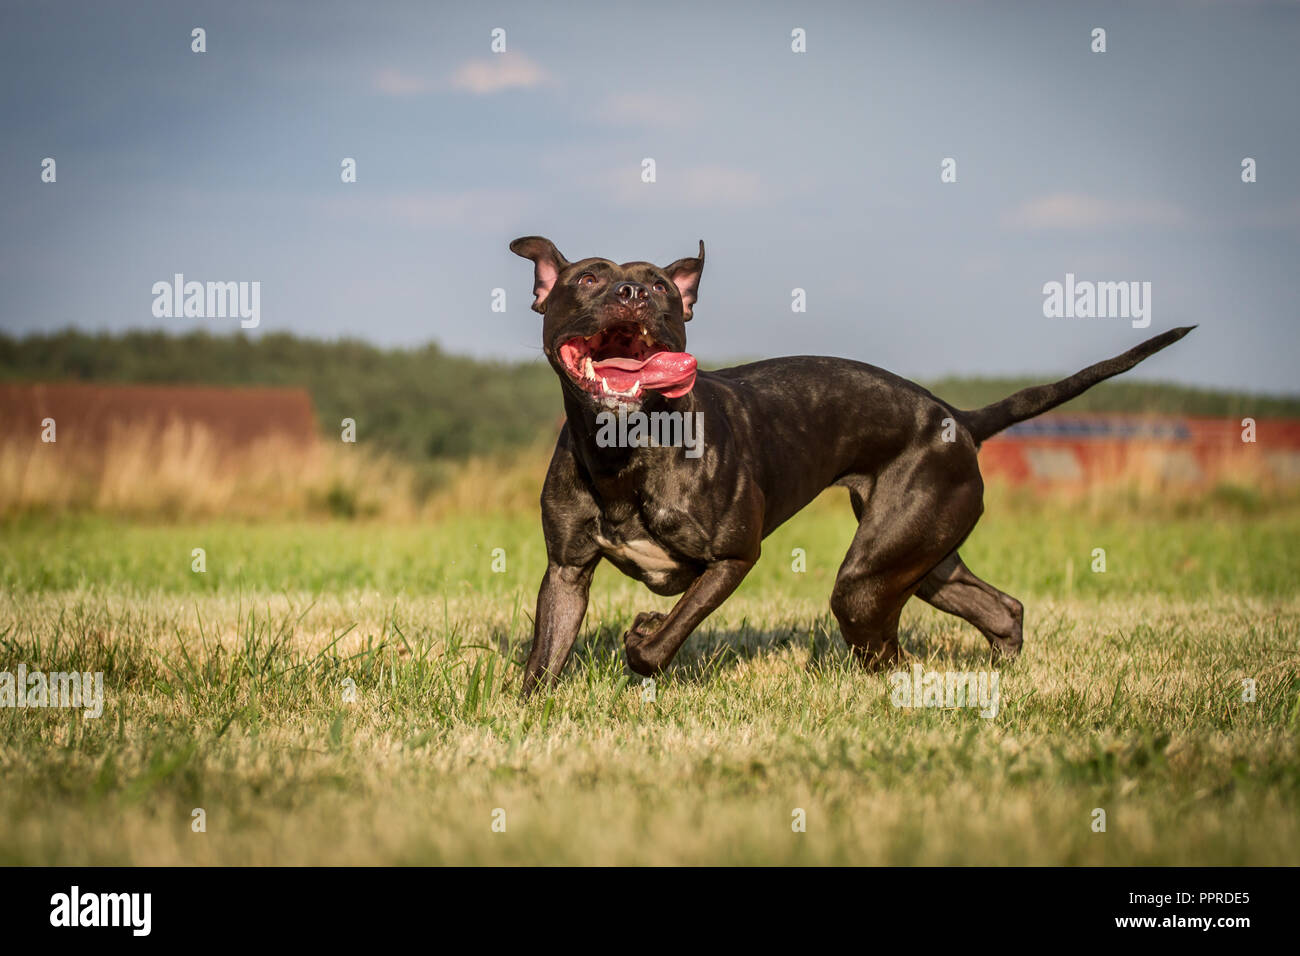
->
<box><xmin>559</xmin><ymin>382</ymin><xmax>698</xmax><ymax>478</ymax></box>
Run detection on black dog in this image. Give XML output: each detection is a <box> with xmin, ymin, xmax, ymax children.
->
<box><xmin>510</xmin><ymin>236</ymin><xmax>1193</xmax><ymax>696</ymax></box>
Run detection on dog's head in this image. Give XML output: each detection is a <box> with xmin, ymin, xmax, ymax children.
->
<box><xmin>510</xmin><ymin>236</ymin><xmax>703</xmax><ymax>409</ymax></box>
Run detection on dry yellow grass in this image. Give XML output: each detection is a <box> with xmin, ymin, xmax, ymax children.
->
<box><xmin>0</xmin><ymin>422</ymin><xmax>428</xmax><ymax>520</ymax></box>
<box><xmin>1</xmin><ymin>420</ymin><xmax>1293</xmax><ymax>523</ymax></box>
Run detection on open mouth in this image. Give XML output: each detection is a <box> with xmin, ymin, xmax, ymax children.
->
<box><xmin>556</xmin><ymin>323</ymin><xmax>697</xmax><ymax>402</ymax></box>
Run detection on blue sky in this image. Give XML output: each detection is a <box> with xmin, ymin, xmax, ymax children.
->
<box><xmin>2</xmin><ymin>0</ymin><xmax>1297</xmax><ymax>393</ymax></box>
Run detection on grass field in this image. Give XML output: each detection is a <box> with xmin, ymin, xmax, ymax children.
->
<box><xmin>1</xmin><ymin>487</ymin><xmax>1298</xmax><ymax>865</ymax></box>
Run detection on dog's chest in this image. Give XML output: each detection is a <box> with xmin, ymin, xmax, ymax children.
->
<box><xmin>592</xmin><ymin>533</ymin><xmax>682</xmax><ymax>574</ymax></box>
<box><xmin>591</xmin><ymin>505</ymin><xmax>695</xmax><ymax>587</ymax></box>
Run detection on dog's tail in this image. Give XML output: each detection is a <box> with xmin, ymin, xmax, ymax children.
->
<box><xmin>960</xmin><ymin>326</ymin><xmax>1196</xmax><ymax>444</ymax></box>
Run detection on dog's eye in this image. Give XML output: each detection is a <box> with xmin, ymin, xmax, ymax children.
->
<box><xmin>578</xmin><ymin>274</ymin><xmax>597</xmax><ymax>287</ymax></box>
<box><xmin>653</xmin><ymin>280</ymin><xmax>668</xmax><ymax>294</ymax></box>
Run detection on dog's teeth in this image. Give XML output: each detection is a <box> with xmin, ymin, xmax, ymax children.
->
<box><xmin>584</xmin><ymin>357</ymin><xmax>596</xmax><ymax>380</ymax></box>
<box><xmin>598</xmin><ymin>375</ymin><xmax>641</xmax><ymax>399</ymax></box>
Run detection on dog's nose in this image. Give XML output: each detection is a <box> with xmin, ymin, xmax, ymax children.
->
<box><xmin>615</xmin><ymin>282</ymin><xmax>649</xmax><ymax>303</ymax></box>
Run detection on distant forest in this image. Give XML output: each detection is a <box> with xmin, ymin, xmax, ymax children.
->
<box><xmin>3</xmin><ymin>330</ymin><xmax>1297</xmax><ymax>461</ymax></box>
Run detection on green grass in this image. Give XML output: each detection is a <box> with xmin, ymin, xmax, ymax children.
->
<box><xmin>1</xmin><ymin>492</ymin><xmax>1298</xmax><ymax>864</ymax></box>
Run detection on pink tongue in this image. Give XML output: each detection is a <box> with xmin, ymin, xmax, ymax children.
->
<box><xmin>594</xmin><ymin>351</ymin><xmax>697</xmax><ymax>398</ymax></box>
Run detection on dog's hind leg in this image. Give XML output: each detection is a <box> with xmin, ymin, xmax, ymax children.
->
<box><xmin>915</xmin><ymin>551</ymin><xmax>1023</xmax><ymax>658</ymax></box>
<box><xmin>831</xmin><ymin>458</ymin><xmax>984</xmax><ymax>670</ymax></box>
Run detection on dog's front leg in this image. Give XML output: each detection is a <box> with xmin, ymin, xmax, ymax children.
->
<box><xmin>521</xmin><ymin>560</ymin><xmax>599</xmax><ymax>698</ymax></box>
<box><xmin>623</xmin><ymin>557</ymin><xmax>755</xmax><ymax>676</ymax></box>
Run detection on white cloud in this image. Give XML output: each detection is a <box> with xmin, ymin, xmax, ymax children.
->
<box><xmin>372</xmin><ymin>68</ymin><xmax>434</xmax><ymax>97</ymax></box>
<box><xmin>597</xmin><ymin>91</ymin><xmax>684</xmax><ymax>128</ymax></box>
<box><xmin>373</xmin><ymin>54</ymin><xmax>550</xmax><ymax>97</ymax></box>
<box><xmin>1001</xmin><ymin>192</ymin><xmax>1191</xmax><ymax>230</ymax></box>
<box><xmin>450</xmin><ymin>53</ymin><xmax>549</xmax><ymax>94</ymax></box>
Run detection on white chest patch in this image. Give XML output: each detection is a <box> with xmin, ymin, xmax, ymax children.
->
<box><xmin>593</xmin><ymin>535</ymin><xmax>684</xmax><ymax>573</ymax></box>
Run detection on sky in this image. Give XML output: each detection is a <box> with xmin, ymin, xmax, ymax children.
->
<box><xmin>1</xmin><ymin>0</ymin><xmax>1297</xmax><ymax>393</ymax></box>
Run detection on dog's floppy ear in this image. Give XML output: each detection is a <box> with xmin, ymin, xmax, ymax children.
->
<box><xmin>664</xmin><ymin>240</ymin><xmax>705</xmax><ymax>321</ymax></box>
<box><xmin>509</xmin><ymin>236</ymin><xmax>570</xmax><ymax>313</ymax></box>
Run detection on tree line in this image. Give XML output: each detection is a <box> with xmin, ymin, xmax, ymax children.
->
<box><xmin>2</xmin><ymin>329</ymin><xmax>1295</xmax><ymax>461</ymax></box>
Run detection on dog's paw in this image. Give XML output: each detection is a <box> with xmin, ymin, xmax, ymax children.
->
<box><xmin>990</xmin><ymin>636</ymin><xmax>1023</xmax><ymax>661</ymax></box>
<box><xmin>851</xmin><ymin>641</ymin><xmax>901</xmax><ymax>672</ymax></box>
<box><xmin>627</xmin><ymin>610</ymin><xmax>666</xmax><ymax>637</ymax></box>
<box><xmin>623</xmin><ymin>611</ymin><xmax>668</xmax><ymax>676</ymax></box>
